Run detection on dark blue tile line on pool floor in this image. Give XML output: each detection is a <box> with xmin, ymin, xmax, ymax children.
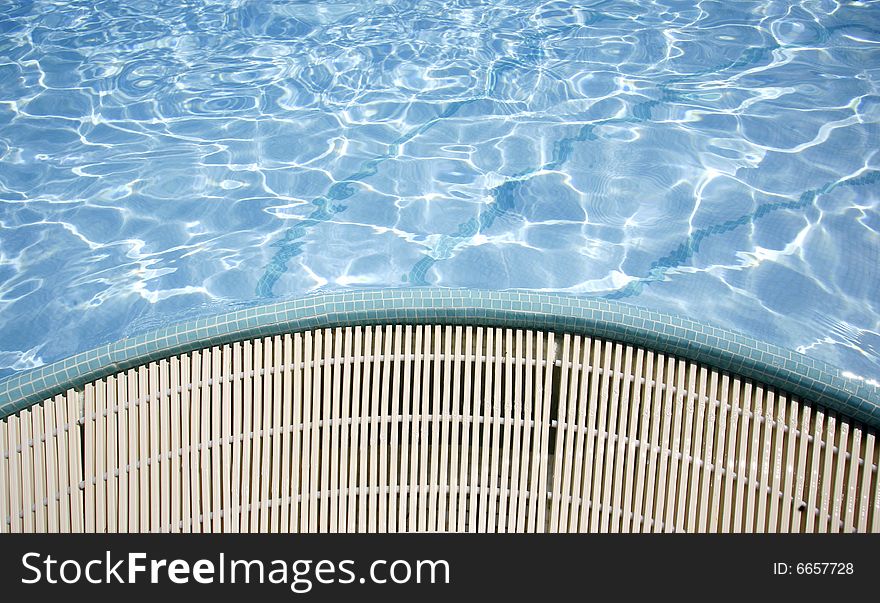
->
<box><xmin>254</xmin><ymin>98</ymin><xmax>478</xmax><ymax>298</ymax></box>
<box><xmin>403</xmin><ymin>34</ymin><xmax>878</xmax><ymax>289</ymax></box>
<box><xmin>605</xmin><ymin>169</ymin><xmax>880</xmax><ymax>300</ymax></box>
<box><xmin>0</xmin><ymin>289</ymin><xmax>877</xmax><ymax>428</ymax></box>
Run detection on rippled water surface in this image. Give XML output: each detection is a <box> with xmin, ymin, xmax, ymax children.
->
<box><xmin>1</xmin><ymin>0</ymin><xmax>879</xmax><ymax>381</ymax></box>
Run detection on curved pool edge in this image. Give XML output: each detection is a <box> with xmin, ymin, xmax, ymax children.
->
<box><xmin>1</xmin><ymin>288</ymin><xmax>878</xmax><ymax>427</ymax></box>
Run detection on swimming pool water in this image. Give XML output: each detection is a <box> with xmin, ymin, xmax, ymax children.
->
<box><xmin>0</xmin><ymin>0</ymin><xmax>878</xmax><ymax>383</ymax></box>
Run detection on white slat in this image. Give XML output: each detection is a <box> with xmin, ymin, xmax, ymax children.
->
<box><xmin>82</xmin><ymin>387</ymin><xmax>94</xmax><ymax>533</ymax></box>
<box><xmin>321</xmin><ymin>330</ymin><xmax>334</xmax><ymax>533</ymax></box>
<box><xmin>857</xmin><ymin>433</ymin><xmax>874</xmax><ymax>532</ymax></box>
<box><xmin>478</xmin><ymin>328</ymin><xmax>494</xmax><ymax>533</ymax></box>
<box><xmin>515</xmin><ymin>330</ymin><xmax>533</xmax><ymax>533</ymax></box>
<box><xmin>536</xmin><ymin>333</ymin><xmax>555</xmax><ymax>532</ymax></box>
<box><xmin>755</xmin><ymin>388</ymin><xmax>774</xmax><ymax>532</ymax></box>
<box><xmin>641</xmin><ymin>353</ymin><xmax>665</xmax><ymax>533</ymax></box>
<box><xmin>127</xmin><ymin>370</ymin><xmax>140</xmax><ymax>532</ymax></box>
<box><xmin>290</xmin><ymin>333</ymin><xmax>303</xmax><ymax>532</ymax></box>
<box><xmin>260</xmin><ymin>338</ymin><xmax>275</xmax><ymax>533</ymax></box>
<box><xmin>621</xmin><ymin>348</ymin><xmax>645</xmax><ymax>533</ymax></box>
<box><xmin>379</xmin><ymin>325</ymin><xmax>393</xmax><ymax>533</ymax></box>
<box><xmin>230</xmin><ymin>346</ymin><xmax>242</xmax><ymax>533</ymax></box>
<box><xmin>32</xmin><ymin>405</ymin><xmax>47</xmax><ymax>533</ymax></box>
<box><xmin>576</xmin><ymin>340</ymin><xmax>607</xmax><ymax>532</ymax></box>
<box><xmin>8</xmin><ymin>415</ymin><xmax>21</xmax><ymax>533</ymax></box>
<box><xmin>248</xmin><ymin>342</ymin><xmax>262</xmax><ymax>533</ymax></box>
<box><xmin>399</xmin><ymin>326</ymin><xmax>414</xmax><ymax>532</ymax></box>
<box><xmin>732</xmin><ymin>379</ymin><xmax>751</xmax><ymax>533</ymax></box>
<box><xmin>159</xmin><ymin>361</ymin><xmax>171</xmax><ymax>532</ymax></box>
<box><xmin>368</xmin><ymin>327</ymin><xmax>383</xmax><ymax>533</ymax></box>
<box><xmin>601</xmin><ymin>344</ymin><xmax>624</xmax><ymax>533</ymax></box>
<box><xmin>93</xmin><ymin>382</ymin><xmax>106</xmax><ymax>533</ymax></box>
<box><xmin>467</xmin><ymin>326</ymin><xmax>483</xmax><ymax>533</ymax></box>
<box><xmin>389</xmin><ymin>325</ymin><xmax>404</xmax><ymax>533</ymax></box>
<box><xmin>271</xmin><ymin>337</ymin><xmax>284</xmax><ymax>532</ymax></box>
<box><xmin>793</xmin><ymin>404</ymin><xmax>812</xmax><ymax>533</ymax></box>
<box><xmin>779</xmin><ymin>397</ymin><xmax>799</xmax><ymax>533</ymax></box>
<box><xmin>497</xmin><ymin>329</ymin><xmax>514</xmax><ymax>533</ymax></box>
<box><xmin>328</xmin><ymin>329</ymin><xmax>343</xmax><ymax>533</ymax></box>
<box><xmin>438</xmin><ymin>326</ymin><xmax>452</xmax><ymax>532</ymax></box>
<box><xmin>418</xmin><ymin>326</ymin><xmax>432</xmax><ymax>532</ymax></box>
<box><xmin>149</xmin><ymin>363</ymin><xmax>161</xmax><ymax>533</ymax></box>
<box><xmin>818</xmin><ymin>413</ymin><xmax>836</xmax><ymax>533</ymax></box>
<box><xmin>170</xmin><ymin>357</ymin><xmax>181</xmax><ymax>533</ymax></box>
<box><xmin>768</xmin><ymin>393</ymin><xmax>786</xmax><ymax>533</ymax></box>
<box><xmin>44</xmin><ymin>398</ymin><xmax>59</xmax><ymax>533</ymax></box>
<box><xmin>653</xmin><ymin>357</ymin><xmax>675</xmax><ymax>533</ymax></box>
<box><xmin>830</xmin><ymin>419</ymin><xmax>848</xmax><ymax>533</ymax></box>
<box><xmin>338</xmin><ymin>328</ymin><xmax>351</xmax><ymax>532</ymax></box>
<box><xmin>182</xmin><ymin>355</ymin><xmax>196</xmax><ymax>533</ymax></box>
<box><xmin>198</xmin><ymin>352</ymin><xmax>212</xmax><ymax>533</ymax></box>
<box><xmin>55</xmin><ymin>395</ymin><xmax>72</xmax><ymax>533</ymax></box>
<box><xmin>0</xmin><ymin>412</ymin><xmax>8</xmax><ymax>533</ymax></box>
<box><xmin>357</xmin><ymin>328</ymin><xmax>371</xmax><ymax>533</ymax></box>
<box><xmin>610</xmin><ymin>345</ymin><xmax>634</xmax><ymax>533</ymax></box>
<box><xmin>67</xmin><ymin>391</ymin><xmax>84</xmax><ymax>533</ymax></box>
<box><xmin>549</xmin><ymin>333</ymin><xmax>572</xmax><ymax>532</ymax></box>
<box><xmin>348</xmin><ymin>327</ymin><xmax>362</xmax><ymax>532</ymax></box>
<box><xmin>428</xmin><ymin>325</ymin><xmax>442</xmax><ymax>532</ymax></box>
<box><xmin>106</xmin><ymin>378</ymin><xmax>118</xmax><ymax>533</ymax></box>
<box><xmin>222</xmin><ymin>345</ymin><xmax>233</xmax><ymax>532</ymax></box>
<box><xmin>843</xmin><ymin>426</ymin><xmax>860</xmax><ymax>533</ymax></box>
<box><xmin>698</xmin><ymin>371</ymin><xmax>719</xmax><ymax>531</ymax></box>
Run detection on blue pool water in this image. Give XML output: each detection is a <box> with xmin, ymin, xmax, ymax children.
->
<box><xmin>0</xmin><ymin>0</ymin><xmax>878</xmax><ymax>383</ymax></box>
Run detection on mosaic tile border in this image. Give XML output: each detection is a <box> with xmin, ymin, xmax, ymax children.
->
<box><xmin>1</xmin><ymin>288</ymin><xmax>877</xmax><ymax>427</ymax></box>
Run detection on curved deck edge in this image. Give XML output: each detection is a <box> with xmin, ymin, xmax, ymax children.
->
<box><xmin>1</xmin><ymin>288</ymin><xmax>877</xmax><ymax>426</ymax></box>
